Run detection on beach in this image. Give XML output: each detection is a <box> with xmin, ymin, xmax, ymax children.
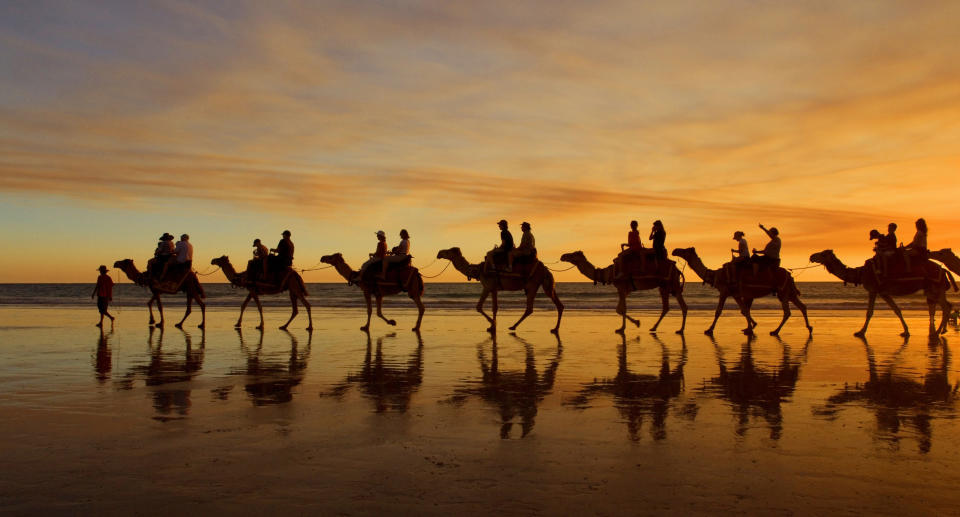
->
<box><xmin>1</xmin><ymin>292</ymin><xmax>958</xmax><ymax>515</ymax></box>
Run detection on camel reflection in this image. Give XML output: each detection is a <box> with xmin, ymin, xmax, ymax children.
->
<box><xmin>564</xmin><ymin>334</ymin><xmax>689</xmax><ymax>441</ymax></box>
<box><xmin>701</xmin><ymin>335</ymin><xmax>809</xmax><ymax>440</ymax></box>
<box><xmin>815</xmin><ymin>336</ymin><xmax>958</xmax><ymax>453</ymax></box>
<box><xmin>226</xmin><ymin>328</ymin><xmax>312</xmax><ymax>406</ymax></box>
<box><xmin>446</xmin><ymin>333</ymin><xmax>562</xmax><ymax>439</ymax></box>
<box><xmin>93</xmin><ymin>327</ymin><xmax>113</xmax><ymax>383</ymax></box>
<box><xmin>323</xmin><ymin>330</ymin><xmax>423</xmax><ymax>413</ymax></box>
<box><xmin>117</xmin><ymin>327</ymin><xmax>205</xmax><ymax>420</ymax></box>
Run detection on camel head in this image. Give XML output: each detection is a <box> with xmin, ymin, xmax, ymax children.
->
<box><xmin>211</xmin><ymin>255</ymin><xmax>229</xmax><ymax>267</ymax></box>
<box><xmin>671</xmin><ymin>247</ymin><xmax>696</xmax><ymax>260</ymax></box>
<box><xmin>436</xmin><ymin>247</ymin><xmax>461</xmax><ymax>261</ymax></box>
<box><xmin>320</xmin><ymin>253</ymin><xmax>343</xmax><ymax>265</ymax></box>
<box><xmin>809</xmin><ymin>250</ymin><xmax>835</xmax><ymax>264</ymax></box>
<box><xmin>113</xmin><ymin>259</ymin><xmax>134</xmax><ymax>270</ymax></box>
<box><xmin>559</xmin><ymin>251</ymin><xmax>585</xmax><ymax>264</ymax></box>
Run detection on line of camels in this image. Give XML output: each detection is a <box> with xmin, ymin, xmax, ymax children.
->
<box><xmin>112</xmin><ymin>244</ymin><xmax>960</xmax><ymax>338</ymax></box>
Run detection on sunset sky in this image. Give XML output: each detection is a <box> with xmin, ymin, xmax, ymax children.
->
<box><xmin>2</xmin><ymin>1</ymin><xmax>959</xmax><ymax>283</ymax></box>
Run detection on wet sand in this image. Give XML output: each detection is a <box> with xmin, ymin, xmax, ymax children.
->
<box><xmin>1</xmin><ymin>305</ymin><xmax>958</xmax><ymax>515</ymax></box>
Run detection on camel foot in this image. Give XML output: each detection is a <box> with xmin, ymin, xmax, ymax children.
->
<box><xmin>412</xmin><ymin>327</ymin><xmax>419</xmax><ymax>332</ymax></box>
<box><xmin>387</xmin><ymin>320</ymin><xmax>397</xmax><ymax>326</ymax></box>
<box><xmin>256</xmin><ymin>325</ymin><xmax>263</xmax><ymax>330</ymax></box>
<box><xmin>648</xmin><ymin>326</ymin><xmax>659</xmax><ymax>332</ymax></box>
<box><xmin>198</xmin><ymin>324</ymin><xmax>205</xmax><ymax>329</ymax></box>
<box><xmin>769</xmin><ymin>330</ymin><xmax>780</xmax><ymax>337</ymax></box>
<box><xmin>704</xmin><ymin>329</ymin><xmax>714</xmax><ymax>336</ymax></box>
<box><xmin>279</xmin><ymin>325</ymin><xmax>288</xmax><ymax>330</ymax></box>
<box><xmin>675</xmin><ymin>329</ymin><xmax>684</xmax><ymax>335</ymax></box>
<box><xmin>487</xmin><ymin>326</ymin><xmax>495</xmax><ymax>333</ymax></box>
<box><xmin>95</xmin><ymin>323</ymin><xmax>102</xmax><ymax>327</ymax></box>
<box><xmin>361</xmin><ymin>325</ymin><xmax>370</xmax><ymax>332</ymax></box>
<box><xmin>155</xmin><ymin>323</ymin><xmax>164</xmax><ymax>328</ymax></box>
<box><xmin>175</xmin><ymin>323</ymin><xmax>183</xmax><ymax>329</ymax></box>
<box><xmin>900</xmin><ymin>331</ymin><xmax>910</xmax><ymax>337</ymax></box>
<box><xmin>853</xmin><ymin>330</ymin><xmax>866</xmax><ymax>337</ymax></box>
<box><xmin>306</xmin><ymin>326</ymin><xmax>314</xmax><ymax>332</ymax></box>
<box><xmin>633</xmin><ymin>320</ymin><xmax>641</xmax><ymax>328</ymax></box>
<box><xmin>615</xmin><ymin>328</ymin><xmax>625</xmax><ymax>334</ymax></box>
<box><xmin>550</xmin><ymin>328</ymin><xmax>559</xmax><ymax>335</ymax></box>
<box><xmin>742</xmin><ymin>328</ymin><xmax>754</xmax><ymax>336</ymax></box>
<box><xmin>234</xmin><ymin>322</ymin><xmax>242</xmax><ymax>328</ymax></box>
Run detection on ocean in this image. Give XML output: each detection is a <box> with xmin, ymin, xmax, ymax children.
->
<box><xmin>2</xmin><ymin>281</ymin><xmax>954</xmax><ymax>312</ymax></box>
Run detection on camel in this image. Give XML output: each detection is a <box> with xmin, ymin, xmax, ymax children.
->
<box><xmin>810</xmin><ymin>250</ymin><xmax>953</xmax><ymax>337</ymax></box>
<box><xmin>436</xmin><ymin>247</ymin><xmax>563</xmax><ymax>333</ymax></box>
<box><xmin>671</xmin><ymin>248</ymin><xmax>812</xmax><ymax>336</ymax></box>
<box><xmin>320</xmin><ymin>253</ymin><xmax>424</xmax><ymax>332</ymax></box>
<box><xmin>210</xmin><ymin>256</ymin><xmax>312</xmax><ymax>331</ymax></box>
<box><xmin>560</xmin><ymin>250</ymin><xmax>687</xmax><ymax>334</ymax></box>
<box><xmin>113</xmin><ymin>259</ymin><xmax>206</xmax><ymax>329</ymax></box>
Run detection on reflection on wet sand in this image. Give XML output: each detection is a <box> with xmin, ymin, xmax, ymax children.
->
<box><xmin>446</xmin><ymin>333</ymin><xmax>562</xmax><ymax>439</ymax></box>
<box><xmin>92</xmin><ymin>327</ymin><xmax>112</xmax><ymax>384</ymax></box>
<box><xmin>700</xmin><ymin>335</ymin><xmax>810</xmax><ymax>440</ymax></box>
<box><xmin>564</xmin><ymin>334</ymin><xmax>690</xmax><ymax>441</ymax></box>
<box><xmin>116</xmin><ymin>327</ymin><xmax>205</xmax><ymax>421</ymax></box>
<box><xmin>322</xmin><ymin>330</ymin><xmax>423</xmax><ymax>413</ymax></box>
<box><xmin>224</xmin><ymin>329</ymin><xmax>312</xmax><ymax>406</ymax></box>
<box><xmin>815</xmin><ymin>336</ymin><xmax>958</xmax><ymax>453</ymax></box>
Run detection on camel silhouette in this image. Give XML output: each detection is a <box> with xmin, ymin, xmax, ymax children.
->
<box><xmin>210</xmin><ymin>255</ymin><xmax>312</xmax><ymax>331</ymax></box>
<box><xmin>436</xmin><ymin>247</ymin><xmax>562</xmax><ymax>333</ymax></box>
<box><xmin>560</xmin><ymin>250</ymin><xmax>687</xmax><ymax>334</ymax></box>
<box><xmin>113</xmin><ymin>259</ymin><xmax>206</xmax><ymax>329</ymax></box>
<box><xmin>810</xmin><ymin>250</ymin><xmax>953</xmax><ymax>337</ymax></box>
<box><xmin>321</xmin><ymin>253</ymin><xmax>425</xmax><ymax>332</ymax></box>
<box><xmin>671</xmin><ymin>247</ymin><xmax>811</xmax><ymax>336</ymax></box>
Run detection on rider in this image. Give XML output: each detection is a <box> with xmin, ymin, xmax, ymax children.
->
<box><xmin>751</xmin><ymin>224</ymin><xmax>780</xmax><ymax>278</ymax></box>
<box><xmin>270</xmin><ymin>230</ymin><xmax>294</xmax><ymax>270</ymax></box>
<box><xmin>725</xmin><ymin>230</ymin><xmax>749</xmax><ymax>282</ymax></box>
<box><xmin>252</xmin><ymin>238</ymin><xmax>269</xmax><ymax>280</ymax></box>
<box><xmin>174</xmin><ymin>234</ymin><xmax>193</xmax><ymax>272</ymax></box>
<box><xmin>507</xmin><ymin>222</ymin><xmax>535</xmax><ymax>272</ymax></box>
<box><xmin>649</xmin><ymin>220</ymin><xmax>667</xmax><ymax>269</ymax></box>
<box><xmin>904</xmin><ymin>218</ymin><xmax>928</xmax><ymax>271</ymax></box>
<box><xmin>379</xmin><ymin>229</ymin><xmax>411</xmax><ymax>280</ymax></box>
<box><xmin>361</xmin><ymin>230</ymin><xmax>388</xmax><ymax>278</ymax></box>
<box><xmin>485</xmin><ymin>219</ymin><xmax>514</xmax><ymax>272</ymax></box>
<box><xmin>153</xmin><ymin>233</ymin><xmax>175</xmax><ymax>278</ymax></box>
<box><xmin>615</xmin><ymin>220</ymin><xmax>643</xmax><ymax>279</ymax></box>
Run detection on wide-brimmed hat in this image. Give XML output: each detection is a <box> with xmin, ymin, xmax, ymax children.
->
<box><xmin>98</xmin><ymin>265</ymin><xmax>109</xmax><ymax>272</ymax></box>
<box><xmin>160</xmin><ymin>232</ymin><xmax>174</xmax><ymax>241</ymax></box>
<box><xmin>521</xmin><ymin>221</ymin><xmax>531</xmax><ymax>228</ymax></box>
<box><xmin>376</xmin><ymin>230</ymin><xmax>386</xmax><ymax>237</ymax></box>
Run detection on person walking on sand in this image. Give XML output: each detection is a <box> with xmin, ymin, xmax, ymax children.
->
<box><xmin>379</xmin><ymin>229</ymin><xmax>411</xmax><ymax>280</ymax></box>
<box><xmin>91</xmin><ymin>265</ymin><xmax>115</xmax><ymax>327</ymax></box>
<box><xmin>507</xmin><ymin>222</ymin><xmax>536</xmax><ymax>272</ymax></box>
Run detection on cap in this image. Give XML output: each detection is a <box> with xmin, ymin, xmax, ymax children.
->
<box><xmin>160</xmin><ymin>232</ymin><xmax>174</xmax><ymax>241</ymax></box>
<box><xmin>733</xmin><ymin>231</ymin><xmax>744</xmax><ymax>239</ymax></box>
<box><xmin>376</xmin><ymin>230</ymin><xmax>385</xmax><ymax>237</ymax></box>
<box><xmin>497</xmin><ymin>219</ymin><xmax>508</xmax><ymax>225</ymax></box>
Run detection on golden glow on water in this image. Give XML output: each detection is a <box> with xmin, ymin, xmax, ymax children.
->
<box><xmin>1</xmin><ymin>307</ymin><xmax>958</xmax><ymax>512</ymax></box>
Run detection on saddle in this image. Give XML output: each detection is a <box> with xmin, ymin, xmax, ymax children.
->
<box><xmin>145</xmin><ymin>268</ymin><xmax>193</xmax><ymax>293</ymax></box>
<box><xmin>489</xmin><ymin>249</ymin><xmax>537</xmax><ymax>275</ymax></box>
<box><xmin>360</xmin><ymin>256</ymin><xmax>416</xmax><ymax>289</ymax></box>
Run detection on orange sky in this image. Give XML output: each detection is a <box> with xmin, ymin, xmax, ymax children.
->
<box><xmin>1</xmin><ymin>1</ymin><xmax>959</xmax><ymax>282</ymax></box>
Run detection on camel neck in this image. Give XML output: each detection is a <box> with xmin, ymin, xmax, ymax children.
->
<box><xmin>681</xmin><ymin>252</ymin><xmax>716</xmax><ymax>286</ymax></box>
<box><xmin>331</xmin><ymin>259</ymin><xmax>356</xmax><ymax>282</ymax></box>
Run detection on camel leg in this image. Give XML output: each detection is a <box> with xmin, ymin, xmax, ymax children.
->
<box><xmin>879</xmin><ymin>293</ymin><xmax>909</xmax><ymax>337</ymax></box>
<box><xmin>375</xmin><ymin>293</ymin><xmax>396</xmax><ymax>327</ymax></box>
<box><xmin>237</xmin><ymin>292</ymin><xmax>253</xmax><ymax>328</ymax></box>
<box><xmin>147</xmin><ymin>294</ymin><xmax>157</xmax><ymax>325</ymax></box>
<box><xmin>301</xmin><ymin>292</ymin><xmax>313</xmax><ymax>331</ymax></box>
<box><xmin>791</xmin><ymin>294</ymin><xmax>813</xmax><ymax>334</ymax></box>
<box><xmin>770</xmin><ymin>295</ymin><xmax>791</xmax><ymax>336</ymax></box>
<box><xmin>253</xmin><ymin>294</ymin><xmax>264</xmax><ymax>330</ymax></box>
<box><xmin>649</xmin><ymin>287</ymin><xmax>670</xmax><ymax>333</ymax></box>
<box><xmin>361</xmin><ymin>291</ymin><xmax>373</xmax><ymax>331</ymax></box>
<box><xmin>279</xmin><ymin>290</ymin><xmax>298</xmax><ymax>330</ymax></box>
<box><xmin>410</xmin><ymin>292</ymin><xmax>424</xmax><ymax>332</ymax></box>
<box><xmin>937</xmin><ymin>295</ymin><xmax>951</xmax><ymax>335</ymax></box>
<box><xmin>155</xmin><ymin>295</ymin><xmax>165</xmax><ymax>328</ymax></box>
<box><xmin>854</xmin><ymin>292</ymin><xmax>877</xmax><ymax>337</ymax></box>
<box><xmin>477</xmin><ymin>289</ymin><xmax>496</xmax><ymax>332</ymax></box>
<box><xmin>196</xmin><ymin>293</ymin><xmax>206</xmax><ymax>329</ymax></box>
<box><xmin>740</xmin><ymin>298</ymin><xmax>755</xmax><ymax>336</ymax></box>
<box><xmin>927</xmin><ymin>293</ymin><xmax>937</xmax><ymax>337</ymax></box>
<box><xmin>614</xmin><ymin>291</ymin><xmax>639</xmax><ymax>334</ymax></box>
<box><xmin>705</xmin><ymin>294</ymin><xmax>727</xmax><ymax>336</ymax></box>
<box><xmin>674</xmin><ymin>290</ymin><xmax>688</xmax><ymax>335</ymax></box>
<box><xmin>175</xmin><ymin>294</ymin><xmax>191</xmax><ymax>329</ymax></box>
<box><xmin>509</xmin><ymin>288</ymin><xmax>537</xmax><ymax>331</ymax></box>
<box><xmin>545</xmin><ymin>281</ymin><xmax>563</xmax><ymax>334</ymax></box>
